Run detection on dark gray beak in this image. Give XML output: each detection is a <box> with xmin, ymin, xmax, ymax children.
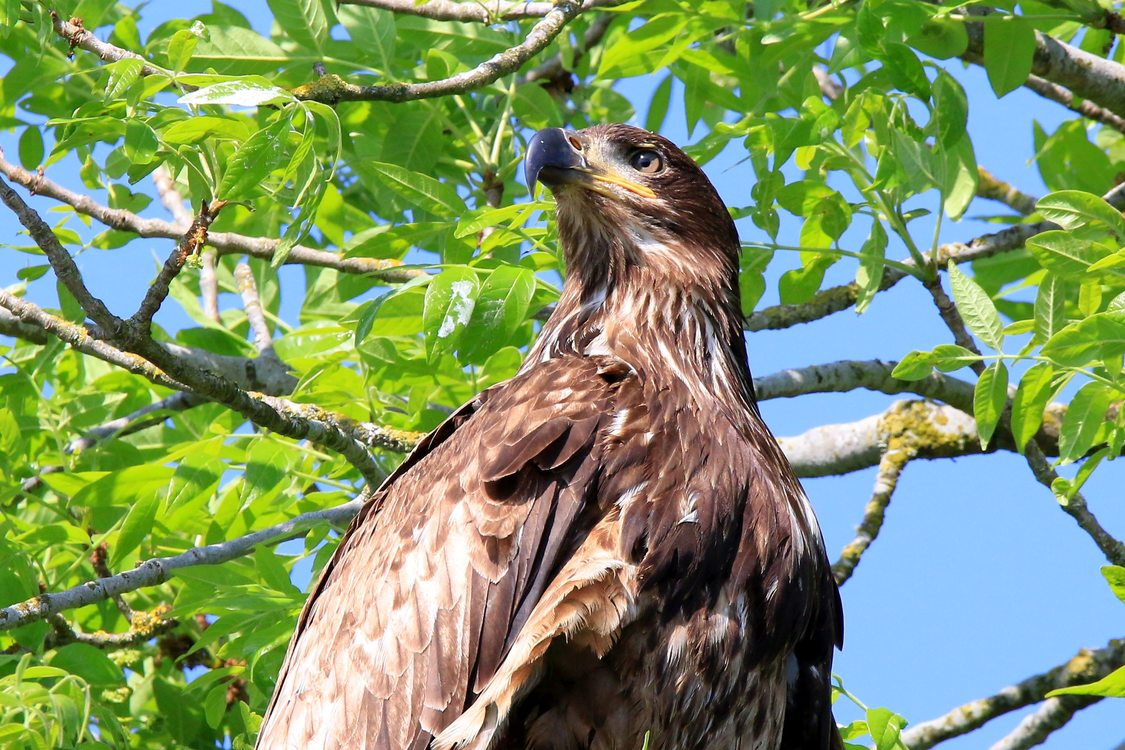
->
<box><xmin>525</xmin><ymin>128</ymin><xmax>585</xmax><ymax>191</ymax></box>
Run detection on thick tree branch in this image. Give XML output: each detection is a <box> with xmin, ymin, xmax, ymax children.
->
<box><xmin>900</xmin><ymin>638</ymin><xmax>1125</xmax><ymax>750</ymax></box>
<box><xmin>0</xmin><ymin>154</ymin><xmax>418</xmax><ymax>282</ymax></box>
<box><xmin>338</xmin><ymin>0</ymin><xmax>624</xmax><ymax>23</ymax></box>
<box><xmin>0</xmin><ymin>173</ymin><xmax>121</xmax><ymax>334</ymax></box>
<box><xmin>0</xmin><ymin>495</ymin><xmax>366</xmax><ymax>632</ymax></box>
<box><xmin>961</xmin><ymin>12</ymin><xmax>1125</xmax><ymax>119</ymax></box>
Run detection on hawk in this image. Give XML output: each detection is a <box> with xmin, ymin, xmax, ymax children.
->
<box><xmin>256</xmin><ymin>124</ymin><xmax>843</xmax><ymax>750</ymax></box>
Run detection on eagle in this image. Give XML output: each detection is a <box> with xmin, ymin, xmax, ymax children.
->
<box><xmin>256</xmin><ymin>124</ymin><xmax>843</xmax><ymax>750</ymax></box>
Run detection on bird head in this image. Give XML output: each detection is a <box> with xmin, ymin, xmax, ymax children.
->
<box><xmin>524</xmin><ymin>124</ymin><xmax>740</xmax><ymax>289</ymax></box>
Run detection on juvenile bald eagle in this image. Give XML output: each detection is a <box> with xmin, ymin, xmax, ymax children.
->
<box><xmin>257</xmin><ymin>124</ymin><xmax>843</xmax><ymax>750</ymax></box>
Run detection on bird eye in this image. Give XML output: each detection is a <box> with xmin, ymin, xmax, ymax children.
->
<box><xmin>629</xmin><ymin>150</ymin><xmax>664</xmax><ymax>175</ymax></box>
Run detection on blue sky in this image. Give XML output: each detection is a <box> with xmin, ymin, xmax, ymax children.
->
<box><xmin>0</xmin><ymin>2</ymin><xmax>1122</xmax><ymax>747</ymax></box>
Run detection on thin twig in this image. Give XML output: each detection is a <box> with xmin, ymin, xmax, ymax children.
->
<box><xmin>900</xmin><ymin>638</ymin><xmax>1125</xmax><ymax>750</ymax></box>
<box><xmin>0</xmin><ymin>495</ymin><xmax>367</xmax><ymax>631</ymax></box>
<box><xmin>832</xmin><ymin>403</ymin><xmax>917</xmax><ymax>584</ymax></box>
<box><xmin>153</xmin><ymin>166</ymin><xmax>221</xmax><ymax>323</ymax></box>
<box><xmin>66</xmin><ymin>392</ymin><xmax>205</xmax><ymax>454</ymax></box>
<box><xmin>46</xmin><ymin>609</ymin><xmax>178</xmax><ymax>650</ymax></box>
<box><xmin>88</xmin><ymin>544</ymin><xmax>134</xmax><ymax>621</ymax></box>
<box><xmin>747</xmin><ymin>182</ymin><xmax>1125</xmax><ymax>332</ymax></box>
<box><xmin>131</xmin><ymin>200</ymin><xmax>227</xmax><ymax>330</ymax></box>
<box><xmin>51</xmin><ymin>13</ymin><xmax>166</xmax><ymax>77</ymax></box>
<box><xmin>976</xmin><ymin>167</ymin><xmax>1038</xmax><ymax>216</ymax></box>
<box><xmin>922</xmin><ymin>274</ymin><xmax>1125</xmax><ymax>567</ymax></box>
<box><xmin>235</xmin><ymin>263</ymin><xmax>273</xmax><ymax>355</ymax></box>
<box><xmin>291</xmin><ymin>1</ymin><xmax>595</xmax><ymax>103</ymax></box>
<box><xmin>987</xmin><ymin>695</ymin><xmax>1101</xmax><ymax>750</ymax></box>
<box><xmin>1022</xmin><ymin>75</ymin><xmax>1125</xmax><ymax>134</ymax></box>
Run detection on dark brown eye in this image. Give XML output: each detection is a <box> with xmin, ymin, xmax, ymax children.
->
<box><xmin>629</xmin><ymin>150</ymin><xmax>664</xmax><ymax>175</ymax></box>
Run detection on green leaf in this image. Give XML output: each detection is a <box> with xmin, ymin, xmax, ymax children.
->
<box><xmin>1102</xmin><ymin>565</ymin><xmax>1125</xmax><ymax>605</ymax></box>
<box><xmin>166</xmin><ymin>28</ymin><xmax>201</xmax><ymax>71</ymax></box>
<box><xmin>973</xmin><ymin>361</ymin><xmax>1008</xmax><ymax>448</ymax></box>
<box><xmin>268</xmin><ymin>0</ymin><xmax>329</xmax><ymax>52</ymax></box>
<box><xmin>340</xmin><ymin>5</ymin><xmax>396</xmax><ymax>72</ymax></box>
<box><xmin>112</xmin><ymin>490</ymin><xmax>161</xmax><ymax>567</ymax></box>
<box><xmin>1042</xmin><ymin>311</ymin><xmax>1125</xmax><ymax>366</ymax></box>
<box><xmin>364</xmin><ymin>161</ymin><xmax>467</xmax><ymax>216</ymax></box>
<box><xmin>931</xmin><ymin>72</ymin><xmax>968</xmax><ymax>147</ymax></box>
<box><xmin>645</xmin><ymin>74</ymin><xmax>674</xmax><ymax>133</ymax></box>
<box><xmin>48</xmin><ymin>644</ymin><xmax>124</xmax><ymax>687</ymax></box>
<box><xmin>422</xmin><ymin>267</ymin><xmax>480</xmax><ymax>360</ymax></box>
<box><xmin>948</xmin><ymin>262</ymin><xmax>1005</xmax><ymax>351</ymax></box>
<box><xmin>123</xmin><ymin>119</ymin><xmax>159</xmax><ymax>163</ymax></box>
<box><xmin>1058</xmin><ymin>381</ymin><xmax>1111</xmax><ymax>463</ymax></box>
<box><xmin>1037</xmin><ymin>190</ymin><xmax>1125</xmax><ymax>238</ymax></box>
<box><xmin>983</xmin><ymin>16</ymin><xmax>1035</xmax><ymax>96</ymax></box>
<box><xmin>1047</xmin><ymin>664</ymin><xmax>1125</xmax><ymax>697</ymax></box>
<box><xmin>907</xmin><ymin>15</ymin><xmax>968</xmax><ymax>59</ymax></box>
<box><xmin>179</xmin><ymin>80</ymin><xmax>295</xmax><ymax>107</ymax></box>
<box><xmin>460</xmin><ymin>266</ymin><xmax>536</xmax><ymax>363</ymax></box>
<box><xmin>18</xmin><ymin>127</ymin><xmax>44</xmax><ymax>169</ymax></box>
<box><xmin>1010</xmin><ymin>362</ymin><xmax>1055</xmax><ymax>452</ymax></box>
<box><xmin>866</xmin><ymin>707</ymin><xmax>907</xmax><ymax>750</ymax></box>
<box><xmin>855</xmin><ymin>222</ymin><xmax>887</xmax><ymax>313</ymax></box>
<box><xmin>1034</xmin><ymin>273</ymin><xmax>1067</xmax><ymax>343</ymax></box>
<box><xmin>932</xmin><ymin>343</ymin><xmax>978</xmax><ymax>372</ymax></box>
<box><xmin>104</xmin><ymin>58</ymin><xmax>144</xmax><ymax>100</ymax></box>
<box><xmin>217</xmin><ymin>116</ymin><xmax>291</xmax><ymax>199</ymax></box>
<box><xmin>892</xmin><ymin>350</ymin><xmax>936</xmax><ymax>381</ymax></box>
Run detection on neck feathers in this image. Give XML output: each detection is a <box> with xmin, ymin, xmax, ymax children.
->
<box><xmin>526</xmin><ymin>221</ymin><xmax>757</xmax><ymax>421</ymax></box>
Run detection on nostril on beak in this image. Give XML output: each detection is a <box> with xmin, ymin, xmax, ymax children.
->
<box><xmin>566</xmin><ymin>135</ymin><xmax>583</xmax><ymax>152</ymax></box>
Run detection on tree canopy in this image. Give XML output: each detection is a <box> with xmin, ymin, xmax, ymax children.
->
<box><xmin>0</xmin><ymin>0</ymin><xmax>1123</xmax><ymax>748</ymax></box>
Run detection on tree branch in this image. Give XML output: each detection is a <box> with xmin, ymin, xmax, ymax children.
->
<box><xmin>290</xmin><ymin>0</ymin><xmax>600</xmax><ymax>103</ymax></box>
<box><xmin>975</xmin><ymin>167</ymin><xmax>1038</xmax><ymax>216</ymax></box>
<box><xmin>961</xmin><ymin>11</ymin><xmax>1125</xmax><ymax>119</ymax></box>
<box><xmin>922</xmin><ymin>274</ymin><xmax>1125</xmax><ymax>567</ymax></box>
<box><xmin>338</xmin><ymin>0</ymin><xmax>624</xmax><ymax>23</ymax></box>
<box><xmin>831</xmin><ymin>402</ymin><xmax>920</xmax><ymax>585</ymax></box>
<box><xmin>899</xmin><ymin>638</ymin><xmax>1125</xmax><ymax>750</ymax></box>
<box><xmin>65</xmin><ymin>392</ymin><xmax>204</xmax><ymax>454</ymax></box>
<box><xmin>234</xmin><ymin>263</ymin><xmax>274</xmax><ymax>355</ymax></box>
<box><xmin>0</xmin><ymin>494</ymin><xmax>367</xmax><ymax>632</ymax></box>
<box><xmin>46</xmin><ymin>609</ymin><xmax>178</xmax><ymax>650</ymax></box>
<box><xmin>51</xmin><ymin>13</ymin><xmax>167</xmax><ymax>77</ymax></box>
<box><xmin>1022</xmin><ymin>74</ymin><xmax>1125</xmax><ymax>134</ymax></box>
<box><xmin>131</xmin><ymin>200</ymin><xmax>226</xmax><ymax>330</ymax></box>
<box><xmin>987</xmin><ymin>695</ymin><xmax>1100</xmax><ymax>750</ymax></box>
<box><xmin>0</xmin><ymin>154</ymin><xmax>419</xmax><ymax>282</ymax></box>
<box><xmin>747</xmin><ymin>181</ymin><xmax>1125</xmax><ymax>332</ymax></box>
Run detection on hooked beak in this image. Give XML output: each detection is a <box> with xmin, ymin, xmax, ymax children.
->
<box><xmin>524</xmin><ymin>128</ymin><xmax>656</xmax><ymax>199</ymax></box>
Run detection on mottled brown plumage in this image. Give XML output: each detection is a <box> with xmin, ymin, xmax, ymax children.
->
<box><xmin>257</xmin><ymin>124</ymin><xmax>843</xmax><ymax>750</ymax></box>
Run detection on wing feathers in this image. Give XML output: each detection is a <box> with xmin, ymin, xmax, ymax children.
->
<box><xmin>257</xmin><ymin>355</ymin><xmax>625</xmax><ymax>750</ymax></box>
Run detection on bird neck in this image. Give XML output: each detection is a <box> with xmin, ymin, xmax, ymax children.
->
<box><xmin>526</xmin><ymin>253</ymin><xmax>758</xmax><ymax>422</ymax></box>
